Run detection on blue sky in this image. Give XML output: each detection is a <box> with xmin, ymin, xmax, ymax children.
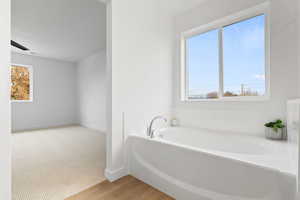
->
<box><xmin>187</xmin><ymin>15</ymin><xmax>265</xmax><ymax>97</ymax></box>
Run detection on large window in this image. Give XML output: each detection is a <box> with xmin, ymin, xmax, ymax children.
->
<box><xmin>11</xmin><ymin>64</ymin><xmax>33</xmax><ymax>102</ymax></box>
<box><xmin>181</xmin><ymin>8</ymin><xmax>269</xmax><ymax>101</ymax></box>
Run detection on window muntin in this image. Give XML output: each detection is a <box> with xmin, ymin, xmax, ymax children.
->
<box><xmin>182</xmin><ymin>13</ymin><xmax>268</xmax><ymax>101</ymax></box>
<box><xmin>11</xmin><ymin>65</ymin><xmax>33</xmax><ymax>102</ymax></box>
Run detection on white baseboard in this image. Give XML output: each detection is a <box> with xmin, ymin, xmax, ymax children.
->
<box><xmin>12</xmin><ymin>123</ymin><xmax>80</xmax><ymax>133</ymax></box>
<box><xmin>105</xmin><ymin>167</ymin><xmax>128</xmax><ymax>182</ymax></box>
<box><xmin>79</xmin><ymin>123</ymin><xmax>106</xmax><ymax>133</ymax></box>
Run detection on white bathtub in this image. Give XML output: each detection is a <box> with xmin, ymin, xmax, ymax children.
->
<box><xmin>127</xmin><ymin>127</ymin><xmax>298</xmax><ymax>200</ymax></box>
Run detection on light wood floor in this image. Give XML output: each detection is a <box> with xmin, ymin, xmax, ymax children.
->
<box><xmin>66</xmin><ymin>176</ymin><xmax>174</xmax><ymax>200</ymax></box>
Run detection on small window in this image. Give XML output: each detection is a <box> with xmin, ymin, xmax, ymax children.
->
<box><xmin>181</xmin><ymin>9</ymin><xmax>269</xmax><ymax>101</ymax></box>
<box><xmin>11</xmin><ymin>64</ymin><xmax>33</xmax><ymax>102</ymax></box>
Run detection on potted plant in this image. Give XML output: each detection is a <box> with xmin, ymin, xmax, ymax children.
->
<box><xmin>264</xmin><ymin>119</ymin><xmax>287</xmax><ymax>140</ymax></box>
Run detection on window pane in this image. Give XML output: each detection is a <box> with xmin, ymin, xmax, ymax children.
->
<box><xmin>223</xmin><ymin>15</ymin><xmax>265</xmax><ymax>97</ymax></box>
<box><xmin>186</xmin><ymin>29</ymin><xmax>219</xmax><ymax>99</ymax></box>
<box><xmin>11</xmin><ymin>65</ymin><xmax>31</xmax><ymax>101</ymax></box>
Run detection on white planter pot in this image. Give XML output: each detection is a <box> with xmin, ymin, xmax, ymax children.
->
<box><xmin>265</xmin><ymin>127</ymin><xmax>287</xmax><ymax>140</ymax></box>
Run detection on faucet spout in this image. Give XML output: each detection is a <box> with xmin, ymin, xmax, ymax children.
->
<box><xmin>147</xmin><ymin>116</ymin><xmax>167</xmax><ymax>138</ymax></box>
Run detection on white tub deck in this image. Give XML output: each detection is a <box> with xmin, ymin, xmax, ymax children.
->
<box><xmin>129</xmin><ymin>127</ymin><xmax>297</xmax><ymax>199</ymax></box>
<box><xmin>155</xmin><ymin>127</ymin><xmax>297</xmax><ymax>176</ymax></box>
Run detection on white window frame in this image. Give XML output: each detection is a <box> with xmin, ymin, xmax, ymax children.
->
<box><xmin>10</xmin><ymin>63</ymin><xmax>33</xmax><ymax>103</ymax></box>
<box><xmin>180</xmin><ymin>3</ymin><xmax>270</xmax><ymax>102</ymax></box>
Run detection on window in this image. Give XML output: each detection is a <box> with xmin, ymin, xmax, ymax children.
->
<box><xmin>11</xmin><ymin>64</ymin><xmax>33</xmax><ymax>102</ymax></box>
<box><xmin>186</xmin><ymin>29</ymin><xmax>219</xmax><ymax>99</ymax></box>
<box><xmin>181</xmin><ymin>6</ymin><xmax>269</xmax><ymax>101</ymax></box>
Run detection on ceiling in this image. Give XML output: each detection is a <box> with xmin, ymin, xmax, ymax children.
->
<box><xmin>11</xmin><ymin>0</ymin><xmax>206</xmax><ymax>62</ymax></box>
<box><xmin>161</xmin><ymin>0</ymin><xmax>208</xmax><ymax>16</ymax></box>
<box><xmin>11</xmin><ymin>0</ymin><xmax>106</xmax><ymax>62</ymax></box>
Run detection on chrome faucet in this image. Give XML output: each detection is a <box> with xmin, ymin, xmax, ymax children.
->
<box><xmin>147</xmin><ymin>116</ymin><xmax>167</xmax><ymax>138</ymax></box>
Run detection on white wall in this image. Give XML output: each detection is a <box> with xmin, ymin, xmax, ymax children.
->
<box><xmin>106</xmin><ymin>0</ymin><xmax>173</xmax><ymax>176</ymax></box>
<box><xmin>173</xmin><ymin>0</ymin><xmax>299</xmax><ymax>135</ymax></box>
<box><xmin>297</xmin><ymin>1</ymin><xmax>300</xmax><ymax>195</ymax></box>
<box><xmin>77</xmin><ymin>50</ymin><xmax>106</xmax><ymax>132</ymax></box>
<box><xmin>299</xmin><ymin>0</ymin><xmax>300</xmax><ymax>96</ymax></box>
<box><xmin>0</xmin><ymin>0</ymin><xmax>11</xmax><ymax>198</ymax></box>
<box><xmin>11</xmin><ymin>52</ymin><xmax>78</xmax><ymax>132</ymax></box>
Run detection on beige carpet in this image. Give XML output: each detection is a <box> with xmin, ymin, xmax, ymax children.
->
<box><xmin>12</xmin><ymin>126</ymin><xmax>106</xmax><ymax>200</ymax></box>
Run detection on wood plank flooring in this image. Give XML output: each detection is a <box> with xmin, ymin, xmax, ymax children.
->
<box><xmin>66</xmin><ymin>176</ymin><xmax>174</xmax><ymax>200</ymax></box>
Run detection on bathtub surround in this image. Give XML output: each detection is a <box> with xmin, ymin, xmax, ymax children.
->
<box><xmin>11</xmin><ymin>53</ymin><xmax>78</xmax><ymax>132</ymax></box>
<box><xmin>129</xmin><ymin>128</ymin><xmax>297</xmax><ymax>200</ymax></box>
<box><xmin>77</xmin><ymin>50</ymin><xmax>106</xmax><ymax>132</ymax></box>
<box><xmin>173</xmin><ymin>0</ymin><xmax>299</xmax><ymax>135</ymax></box>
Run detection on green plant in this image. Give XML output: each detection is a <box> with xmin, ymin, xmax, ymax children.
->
<box><xmin>264</xmin><ymin>119</ymin><xmax>285</xmax><ymax>132</ymax></box>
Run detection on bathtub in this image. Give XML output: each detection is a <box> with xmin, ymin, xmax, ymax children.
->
<box><xmin>127</xmin><ymin>127</ymin><xmax>298</xmax><ymax>200</ymax></box>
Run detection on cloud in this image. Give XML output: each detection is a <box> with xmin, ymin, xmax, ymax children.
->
<box><xmin>253</xmin><ymin>74</ymin><xmax>265</xmax><ymax>80</ymax></box>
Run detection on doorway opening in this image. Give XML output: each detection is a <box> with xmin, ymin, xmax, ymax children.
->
<box><xmin>11</xmin><ymin>0</ymin><xmax>107</xmax><ymax>199</ymax></box>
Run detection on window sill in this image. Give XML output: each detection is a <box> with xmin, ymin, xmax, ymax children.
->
<box><xmin>11</xmin><ymin>100</ymin><xmax>33</xmax><ymax>103</ymax></box>
<box><xmin>182</xmin><ymin>96</ymin><xmax>270</xmax><ymax>102</ymax></box>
